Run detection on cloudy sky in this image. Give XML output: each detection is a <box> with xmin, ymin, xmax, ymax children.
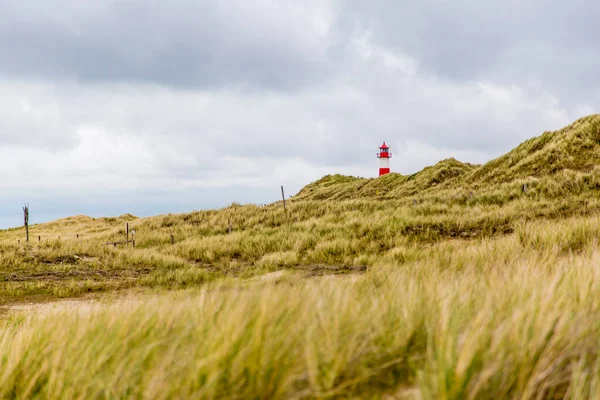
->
<box><xmin>0</xmin><ymin>0</ymin><xmax>598</xmax><ymax>227</ymax></box>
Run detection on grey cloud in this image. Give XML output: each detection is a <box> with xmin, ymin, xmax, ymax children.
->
<box><xmin>0</xmin><ymin>0</ymin><xmax>334</xmax><ymax>90</ymax></box>
<box><xmin>3</xmin><ymin>0</ymin><xmax>599</xmax><ymax>103</ymax></box>
<box><xmin>341</xmin><ymin>0</ymin><xmax>600</xmax><ymax>104</ymax></box>
<box><xmin>0</xmin><ymin>83</ymin><xmax>80</xmax><ymax>149</ymax></box>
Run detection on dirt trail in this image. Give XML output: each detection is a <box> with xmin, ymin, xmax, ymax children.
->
<box><xmin>2</xmin><ymin>299</ymin><xmax>99</xmax><ymax>316</ymax></box>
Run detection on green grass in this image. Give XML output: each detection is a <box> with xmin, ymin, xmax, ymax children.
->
<box><xmin>295</xmin><ymin>114</ymin><xmax>600</xmax><ymax>201</ymax></box>
<box><xmin>2</xmin><ymin>192</ymin><xmax>600</xmax><ymax>304</ymax></box>
<box><xmin>2</xmin><ymin>244</ymin><xmax>600</xmax><ymax>398</ymax></box>
<box><xmin>1</xmin><ymin>115</ymin><xmax>600</xmax><ymax>398</ymax></box>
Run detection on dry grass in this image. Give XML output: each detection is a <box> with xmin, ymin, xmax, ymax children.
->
<box><xmin>1</xmin><ymin>115</ymin><xmax>600</xmax><ymax>397</ymax></box>
<box><xmin>2</xmin><ymin>243</ymin><xmax>600</xmax><ymax>399</ymax></box>
<box><xmin>1</xmin><ymin>193</ymin><xmax>599</xmax><ymax>304</ymax></box>
<box><xmin>295</xmin><ymin>114</ymin><xmax>600</xmax><ymax>201</ymax></box>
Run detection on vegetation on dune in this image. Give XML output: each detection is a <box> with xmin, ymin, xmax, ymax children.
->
<box><xmin>295</xmin><ymin>114</ymin><xmax>600</xmax><ymax>201</ymax></box>
<box><xmin>294</xmin><ymin>158</ymin><xmax>478</xmax><ymax>201</ymax></box>
<box><xmin>467</xmin><ymin>114</ymin><xmax>600</xmax><ymax>185</ymax></box>
<box><xmin>0</xmin><ymin>116</ymin><xmax>599</xmax><ymax>304</ymax></box>
<box><xmin>3</xmin><ymin>235</ymin><xmax>600</xmax><ymax>398</ymax></box>
<box><xmin>2</xmin><ymin>115</ymin><xmax>600</xmax><ymax>397</ymax></box>
<box><xmin>4</xmin><ymin>192</ymin><xmax>600</xmax><ymax>304</ymax></box>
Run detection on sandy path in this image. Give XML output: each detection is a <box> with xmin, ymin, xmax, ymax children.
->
<box><xmin>2</xmin><ymin>299</ymin><xmax>100</xmax><ymax>316</ymax></box>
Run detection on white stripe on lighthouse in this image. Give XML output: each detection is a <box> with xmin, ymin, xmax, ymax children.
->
<box><xmin>379</xmin><ymin>158</ymin><xmax>390</xmax><ymax>169</ymax></box>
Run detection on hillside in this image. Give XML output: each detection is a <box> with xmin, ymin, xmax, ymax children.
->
<box><xmin>466</xmin><ymin>114</ymin><xmax>600</xmax><ymax>184</ymax></box>
<box><xmin>295</xmin><ymin>114</ymin><xmax>600</xmax><ymax>201</ymax></box>
<box><xmin>2</xmin><ymin>113</ymin><xmax>600</xmax><ymax>304</ymax></box>
<box><xmin>1</xmin><ymin>115</ymin><xmax>600</xmax><ymax>304</ymax></box>
<box><xmin>3</xmin><ymin>116</ymin><xmax>600</xmax><ymax>398</ymax></box>
<box><xmin>294</xmin><ymin>158</ymin><xmax>478</xmax><ymax>201</ymax></box>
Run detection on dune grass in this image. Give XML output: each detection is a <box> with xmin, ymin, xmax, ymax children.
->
<box><xmin>2</xmin><ymin>115</ymin><xmax>600</xmax><ymax>397</ymax></box>
<box><xmin>0</xmin><ymin>194</ymin><xmax>598</xmax><ymax>305</ymax></box>
<box><xmin>2</xmin><ymin>210</ymin><xmax>600</xmax><ymax>398</ymax></box>
<box><xmin>2</xmin><ymin>237</ymin><xmax>600</xmax><ymax>399</ymax></box>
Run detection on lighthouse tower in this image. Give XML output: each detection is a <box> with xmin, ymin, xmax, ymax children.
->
<box><xmin>377</xmin><ymin>142</ymin><xmax>392</xmax><ymax>176</ymax></box>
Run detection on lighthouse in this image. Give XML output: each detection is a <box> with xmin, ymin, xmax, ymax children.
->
<box><xmin>377</xmin><ymin>142</ymin><xmax>392</xmax><ymax>176</ymax></box>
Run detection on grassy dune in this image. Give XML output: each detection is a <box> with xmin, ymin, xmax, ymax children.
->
<box><xmin>2</xmin><ymin>115</ymin><xmax>600</xmax><ymax>398</ymax></box>
<box><xmin>3</xmin><ymin>233</ymin><xmax>600</xmax><ymax>399</ymax></box>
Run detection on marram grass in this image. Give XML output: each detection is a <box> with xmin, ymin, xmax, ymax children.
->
<box><xmin>3</xmin><ymin>250</ymin><xmax>600</xmax><ymax>399</ymax></box>
<box><xmin>1</xmin><ymin>115</ymin><xmax>600</xmax><ymax>398</ymax></box>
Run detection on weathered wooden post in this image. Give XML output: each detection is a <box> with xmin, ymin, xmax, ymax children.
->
<box><xmin>131</xmin><ymin>230</ymin><xmax>136</xmax><ymax>248</ymax></box>
<box><xmin>22</xmin><ymin>203</ymin><xmax>29</xmax><ymax>242</ymax></box>
<box><xmin>281</xmin><ymin>186</ymin><xmax>287</xmax><ymax>212</ymax></box>
<box><xmin>228</xmin><ymin>219</ymin><xmax>232</xmax><ymax>234</ymax></box>
<box><xmin>170</xmin><ymin>229</ymin><xmax>175</xmax><ymax>245</ymax></box>
<box><xmin>126</xmin><ymin>222</ymin><xmax>129</xmax><ymax>243</ymax></box>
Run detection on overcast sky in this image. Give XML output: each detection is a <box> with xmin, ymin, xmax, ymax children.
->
<box><xmin>0</xmin><ymin>0</ymin><xmax>598</xmax><ymax>228</ymax></box>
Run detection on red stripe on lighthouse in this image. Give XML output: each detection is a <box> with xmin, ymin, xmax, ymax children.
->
<box><xmin>379</xmin><ymin>168</ymin><xmax>390</xmax><ymax>176</ymax></box>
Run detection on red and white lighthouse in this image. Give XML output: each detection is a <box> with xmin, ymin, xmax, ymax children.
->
<box><xmin>377</xmin><ymin>142</ymin><xmax>392</xmax><ymax>176</ymax></box>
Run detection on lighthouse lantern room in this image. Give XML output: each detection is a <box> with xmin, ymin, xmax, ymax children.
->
<box><xmin>377</xmin><ymin>142</ymin><xmax>392</xmax><ymax>176</ymax></box>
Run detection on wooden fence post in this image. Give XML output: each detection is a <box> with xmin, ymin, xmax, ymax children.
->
<box><xmin>170</xmin><ymin>229</ymin><xmax>175</xmax><ymax>245</ymax></box>
<box><xmin>22</xmin><ymin>203</ymin><xmax>29</xmax><ymax>242</ymax></box>
<box><xmin>281</xmin><ymin>186</ymin><xmax>287</xmax><ymax>211</ymax></box>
